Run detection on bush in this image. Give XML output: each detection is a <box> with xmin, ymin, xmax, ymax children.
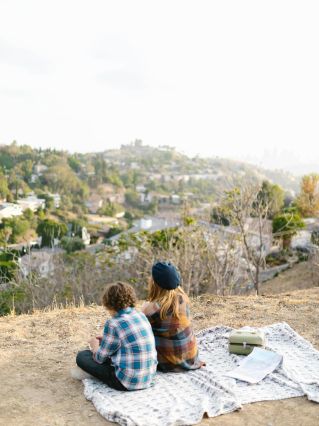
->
<box><xmin>265</xmin><ymin>252</ymin><xmax>289</xmax><ymax>267</ymax></box>
<box><xmin>60</xmin><ymin>236</ymin><xmax>85</xmax><ymax>253</ymax></box>
<box><xmin>0</xmin><ymin>284</ymin><xmax>26</xmax><ymax>316</ymax></box>
<box><xmin>273</xmin><ymin>212</ymin><xmax>305</xmax><ymax>248</ymax></box>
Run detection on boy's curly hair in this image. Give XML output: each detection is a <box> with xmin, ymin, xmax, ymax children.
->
<box><xmin>102</xmin><ymin>282</ymin><xmax>137</xmax><ymax>312</ymax></box>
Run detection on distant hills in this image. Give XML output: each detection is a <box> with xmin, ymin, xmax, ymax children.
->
<box><xmin>100</xmin><ymin>142</ymin><xmax>300</xmax><ymax>194</ymax></box>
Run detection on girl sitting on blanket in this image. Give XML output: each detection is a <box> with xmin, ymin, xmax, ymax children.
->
<box><xmin>72</xmin><ymin>282</ymin><xmax>158</xmax><ymax>391</ymax></box>
<box><xmin>142</xmin><ymin>261</ymin><xmax>205</xmax><ymax>372</ymax></box>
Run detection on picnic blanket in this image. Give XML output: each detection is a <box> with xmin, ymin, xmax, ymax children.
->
<box><xmin>83</xmin><ymin>322</ymin><xmax>319</xmax><ymax>426</ymax></box>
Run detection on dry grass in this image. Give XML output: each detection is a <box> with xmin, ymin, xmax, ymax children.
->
<box><xmin>0</xmin><ymin>286</ymin><xmax>319</xmax><ymax>425</ymax></box>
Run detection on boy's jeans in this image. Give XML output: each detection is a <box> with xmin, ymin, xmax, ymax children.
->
<box><xmin>76</xmin><ymin>350</ymin><xmax>127</xmax><ymax>391</ymax></box>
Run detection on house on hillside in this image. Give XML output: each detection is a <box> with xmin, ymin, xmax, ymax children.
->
<box><xmin>136</xmin><ymin>185</ymin><xmax>146</xmax><ymax>193</ymax></box>
<box><xmin>0</xmin><ymin>203</ymin><xmax>23</xmax><ymax>220</ymax></box>
<box><xmin>171</xmin><ymin>194</ymin><xmax>181</xmax><ymax>204</ymax></box>
<box><xmin>17</xmin><ymin>196</ymin><xmax>45</xmax><ymax>212</ymax></box>
<box><xmin>34</xmin><ymin>164</ymin><xmax>48</xmax><ymax>175</ymax></box>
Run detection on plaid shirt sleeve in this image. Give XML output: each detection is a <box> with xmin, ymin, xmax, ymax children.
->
<box><xmin>93</xmin><ymin>320</ymin><xmax>121</xmax><ymax>364</ymax></box>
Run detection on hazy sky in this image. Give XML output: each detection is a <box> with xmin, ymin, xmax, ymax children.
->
<box><xmin>1</xmin><ymin>1</ymin><xmax>319</xmax><ymax>172</ymax></box>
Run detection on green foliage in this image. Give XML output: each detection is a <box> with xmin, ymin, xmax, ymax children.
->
<box><xmin>69</xmin><ymin>219</ymin><xmax>87</xmax><ymax>237</ymax></box>
<box><xmin>23</xmin><ymin>208</ymin><xmax>35</xmax><ymax>222</ymax></box>
<box><xmin>272</xmin><ymin>212</ymin><xmax>305</xmax><ymax>247</ymax></box>
<box><xmin>257</xmin><ymin>181</ymin><xmax>285</xmax><ymax>217</ymax></box>
<box><xmin>42</xmin><ymin>163</ymin><xmax>89</xmax><ymax>201</ymax></box>
<box><xmin>0</xmin><ymin>217</ymin><xmax>31</xmax><ymax>244</ymax></box>
<box><xmin>20</xmin><ymin>160</ymin><xmax>33</xmax><ymax>181</ymax></box>
<box><xmin>0</xmin><ymin>250</ymin><xmax>19</xmax><ymax>281</ymax></box>
<box><xmin>121</xmin><ymin>171</ymin><xmax>141</xmax><ymax>188</ymax></box>
<box><xmin>37</xmin><ymin>219</ymin><xmax>68</xmax><ymax>247</ymax></box>
<box><xmin>104</xmin><ymin>227</ymin><xmax>123</xmax><ymax>239</ymax></box>
<box><xmin>265</xmin><ymin>251</ymin><xmax>290</xmax><ymax>267</ymax></box>
<box><xmin>60</xmin><ymin>236</ymin><xmax>85</xmax><ymax>253</ymax></box>
<box><xmin>183</xmin><ymin>216</ymin><xmax>197</xmax><ymax>226</ymax></box>
<box><xmin>125</xmin><ymin>190</ymin><xmax>140</xmax><ymax>207</ymax></box>
<box><xmin>98</xmin><ymin>201</ymin><xmax>121</xmax><ymax>217</ymax></box>
<box><xmin>0</xmin><ymin>284</ymin><xmax>26</xmax><ymax>316</ymax></box>
<box><xmin>0</xmin><ymin>172</ymin><xmax>10</xmax><ymax>199</ymax></box>
<box><xmin>0</xmin><ymin>152</ymin><xmax>14</xmax><ymax>170</ymax></box>
<box><xmin>68</xmin><ymin>156</ymin><xmax>82</xmax><ymax>173</ymax></box>
<box><xmin>37</xmin><ymin>193</ymin><xmax>54</xmax><ymax>210</ymax></box>
<box><xmin>0</xmin><ymin>228</ymin><xmax>12</xmax><ymax>246</ymax></box>
<box><xmin>8</xmin><ymin>172</ymin><xmax>30</xmax><ymax>199</ymax></box>
<box><xmin>146</xmin><ymin>228</ymin><xmax>180</xmax><ymax>250</ymax></box>
<box><xmin>210</xmin><ymin>206</ymin><xmax>230</xmax><ymax>226</ymax></box>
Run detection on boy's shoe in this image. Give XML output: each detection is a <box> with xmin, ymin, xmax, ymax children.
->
<box><xmin>70</xmin><ymin>366</ymin><xmax>94</xmax><ymax>380</ymax></box>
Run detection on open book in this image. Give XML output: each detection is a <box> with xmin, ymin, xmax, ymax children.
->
<box><xmin>225</xmin><ymin>347</ymin><xmax>283</xmax><ymax>384</ymax></box>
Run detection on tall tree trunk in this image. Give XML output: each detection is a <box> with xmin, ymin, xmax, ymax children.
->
<box><xmin>255</xmin><ymin>264</ymin><xmax>260</xmax><ymax>295</ymax></box>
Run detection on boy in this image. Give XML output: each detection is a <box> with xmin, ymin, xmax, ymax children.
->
<box><xmin>74</xmin><ymin>282</ymin><xmax>157</xmax><ymax>391</ymax></box>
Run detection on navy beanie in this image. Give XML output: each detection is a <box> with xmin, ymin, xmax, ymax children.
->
<box><xmin>152</xmin><ymin>261</ymin><xmax>181</xmax><ymax>290</ymax></box>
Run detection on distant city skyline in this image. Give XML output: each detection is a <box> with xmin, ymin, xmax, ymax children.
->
<box><xmin>1</xmin><ymin>1</ymin><xmax>319</xmax><ymax>176</ymax></box>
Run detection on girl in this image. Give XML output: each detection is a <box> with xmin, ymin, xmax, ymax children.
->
<box><xmin>142</xmin><ymin>261</ymin><xmax>205</xmax><ymax>372</ymax></box>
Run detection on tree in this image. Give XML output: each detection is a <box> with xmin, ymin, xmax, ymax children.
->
<box><xmin>296</xmin><ymin>174</ymin><xmax>319</xmax><ymax>217</ymax></box>
<box><xmin>0</xmin><ymin>228</ymin><xmax>12</xmax><ymax>247</ymax></box>
<box><xmin>20</xmin><ymin>160</ymin><xmax>33</xmax><ymax>182</ymax></box>
<box><xmin>37</xmin><ymin>193</ymin><xmax>54</xmax><ymax>210</ymax></box>
<box><xmin>99</xmin><ymin>201</ymin><xmax>118</xmax><ymax>217</ymax></box>
<box><xmin>42</xmin><ymin>164</ymin><xmax>89</xmax><ymax>200</ymax></box>
<box><xmin>257</xmin><ymin>181</ymin><xmax>285</xmax><ymax>218</ymax></box>
<box><xmin>0</xmin><ymin>250</ymin><xmax>19</xmax><ymax>282</ymax></box>
<box><xmin>125</xmin><ymin>190</ymin><xmax>140</xmax><ymax>207</ymax></box>
<box><xmin>0</xmin><ymin>217</ymin><xmax>31</xmax><ymax>244</ymax></box>
<box><xmin>60</xmin><ymin>236</ymin><xmax>85</xmax><ymax>253</ymax></box>
<box><xmin>221</xmin><ymin>183</ymin><xmax>272</xmax><ymax>295</ymax></box>
<box><xmin>8</xmin><ymin>171</ymin><xmax>30</xmax><ymax>199</ymax></box>
<box><xmin>68</xmin><ymin>156</ymin><xmax>81</xmax><ymax>173</ymax></box>
<box><xmin>0</xmin><ymin>172</ymin><xmax>9</xmax><ymax>200</ymax></box>
<box><xmin>210</xmin><ymin>206</ymin><xmax>230</xmax><ymax>226</ymax></box>
<box><xmin>37</xmin><ymin>219</ymin><xmax>67</xmax><ymax>247</ymax></box>
<box><xmin>272</xmin><ymin>211</ymin><xmax>305</xmax><ymax>248</ymax></box>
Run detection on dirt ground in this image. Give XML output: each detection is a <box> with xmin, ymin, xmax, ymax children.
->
<box><xmin>0</xmin><ymin>270</ymin><xmax>319</xmax><ymax>425</ymax></box>
<box><xmin>260</xmin><ymin>260</ymin><xmax>319</xmax><ymax>294</ymax></box>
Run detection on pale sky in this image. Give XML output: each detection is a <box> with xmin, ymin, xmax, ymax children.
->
<box><xmin>1</xmin><ymin>1</ymin><xmax>319</xmax><ymax>173</ymax></box>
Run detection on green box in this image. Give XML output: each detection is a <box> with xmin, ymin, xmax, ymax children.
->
<box><xmin>228</xmin><ymin>329</ymin><xmax>265</xmax><ymax>355</ymax></box>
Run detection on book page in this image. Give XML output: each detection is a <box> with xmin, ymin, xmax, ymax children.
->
<box><xmin>225</xmin><ymin>347</ymin><xmax>283</xmax><ymax>384</ymax></box>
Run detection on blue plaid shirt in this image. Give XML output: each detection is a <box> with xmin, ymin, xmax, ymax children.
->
<box><xmin>94</xmin><ymin>307</ymin><xmax>157</xmax><ymax>390</ymax></box>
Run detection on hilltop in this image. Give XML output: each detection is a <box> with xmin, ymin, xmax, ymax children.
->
<box><xmin>1</xmin><ymin>286</ymin><xmax>318</xmax><ymax>426</ymax></box>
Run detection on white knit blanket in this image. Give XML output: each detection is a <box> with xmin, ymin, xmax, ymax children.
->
<box><xmin>83</xmin><ymin>323</ymin><xmax>319</xmax><ymax>426</ymax></box>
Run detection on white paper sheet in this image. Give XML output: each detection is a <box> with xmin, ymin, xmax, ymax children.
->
<box><xmin>225</xmin><ymin>347</ymin><xmax>283</xmax><ymax>384</ymax></box>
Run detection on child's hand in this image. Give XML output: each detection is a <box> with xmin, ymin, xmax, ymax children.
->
<box><xmin>88</xmin><ymin>337</ymin><xmax>100</xmax><ymax>353</ymax></box>
<box><xmin>96</xmin><ymin>335</ymin><xmax>103</xmax><ymax>343</ymax></box>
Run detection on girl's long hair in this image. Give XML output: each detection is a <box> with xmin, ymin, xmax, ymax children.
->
<box><xmin>148</xmin><ymin>278</ymin><xmax>189</xmax><ymax>320</ymax></box>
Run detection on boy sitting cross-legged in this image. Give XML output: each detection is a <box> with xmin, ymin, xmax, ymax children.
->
<box><xmin>74</xmin><ymin>282</ymin><xmax>158</xmax><ymax>391</ymax></box>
